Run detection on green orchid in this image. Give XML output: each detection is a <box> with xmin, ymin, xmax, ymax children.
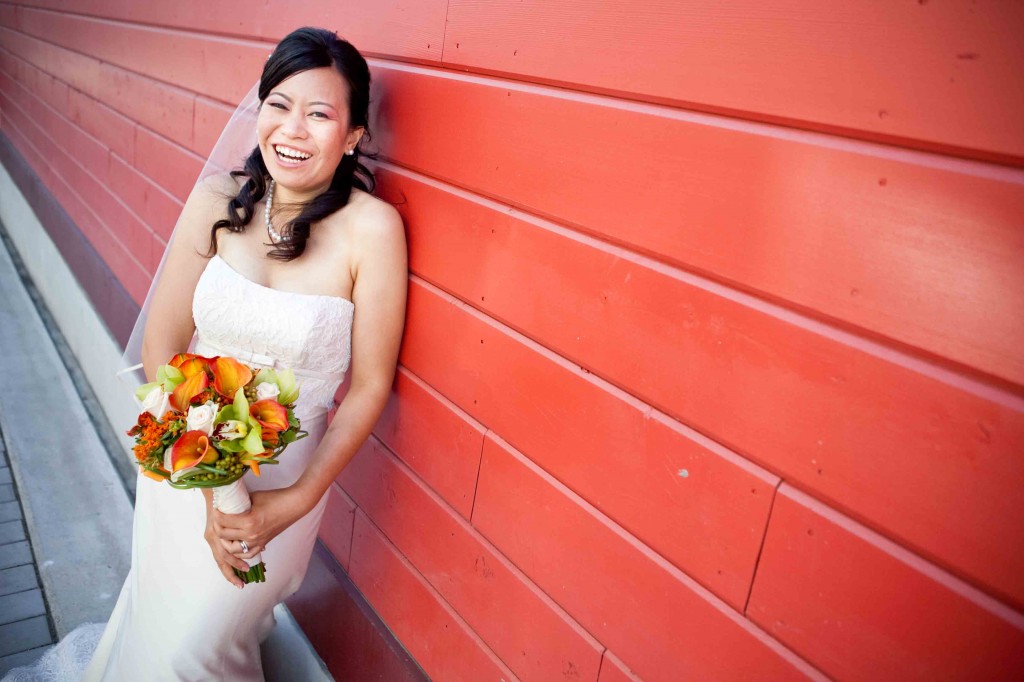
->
<box><xmin>133</xmin><ymin>364</ymin><xmax>185</xmax><ymax>404</ymax></box>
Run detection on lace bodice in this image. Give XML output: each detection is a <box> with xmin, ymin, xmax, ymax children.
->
<box><xmin>191</xmin><ymin>254</ymin><xmax>354</xmax><ymax>416</ymax></box>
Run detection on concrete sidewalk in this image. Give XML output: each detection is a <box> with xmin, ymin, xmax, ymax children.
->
<box><xmin>0</xmin><ymin>224</ymin><xmax>331</xmax><ymax>680</ymax></box>
<box><xmin>0</xmin><ymin>221</ymin><xmax>133</xmax><ymax>673</ymax></box>
<box><xmin>0</xmin><ymin>430</ymin><xmax>55</xmax><ymax>672</ymax></box>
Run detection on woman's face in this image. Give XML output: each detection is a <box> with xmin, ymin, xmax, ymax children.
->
<box><xmin>257</xmin><ymin>66</ymin><xmax>362</xmax><ymax>198</ymax></box>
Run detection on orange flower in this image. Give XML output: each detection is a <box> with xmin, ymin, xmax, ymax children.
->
<box><xmin>168</xmin><ymin>353</ymin><xmax>214</xmax><ymax>379</ymax></box>
<box><xmin>212</xmin><ymin>357</ymin><xmax>253</xmax><ymax>399</ymax></box>
<box><xmin>170</xmin><ymin>371</ymin><xmax>209</xmax><ymax>413</ymax></box>
<box><xmin>169</xmin><ymin>430</ymin><xmax>216</xmax><ymax>471</ymax></box>
<box><xmin>129</xmin><ymin>412</ymin><xmax>174</xmax><ymax>463</ymax></box>
<box><xmin>250</xmin><ymin>399</ymin><xmax>288</xmax><ymax>432</ymax></box>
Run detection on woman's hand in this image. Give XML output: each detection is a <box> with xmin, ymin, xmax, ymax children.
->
<box><xmin>211</xmin><ymin>487</ymin><xmax>310</xmax><ymax>565</ymax></box>
<box><xmin>203</xmin><ymin>491</ymin><xmax>249</xmax><ymax>589</ymax></box>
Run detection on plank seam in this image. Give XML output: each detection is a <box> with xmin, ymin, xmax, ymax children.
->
<box><xmin>483</xmin><ymin>430</ymin><xmax>829</xmax><ymax>681</ymax></box>
<box><xmin>467</xmin><ymin>427</ymin><xmax>486</xmax><ymax>524</ymax></box>
<box><xmin>743</xmin><ymin>478</ymin><xmax>782</xmax><ymax>616</ymax></box>
<box><xmin>439</xmin><ymin>0</ymin><xmax>451</xmax><ymax>64</ymax></box>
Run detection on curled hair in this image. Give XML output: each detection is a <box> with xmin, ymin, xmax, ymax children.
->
<box><xmin>209</xmin><ymin>27</ymin><xmax>377</xmax><ymax>261</ymax></box>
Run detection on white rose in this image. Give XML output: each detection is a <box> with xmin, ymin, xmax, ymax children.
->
<box><xmin>186</xmin><ymin>400</ymin><xmax>218</xmax><ymax>436</ymax></box>
<box><xmin>255</xmin><ymin>382</ymin><xmax>281</xmax><ymax>402</ymax></box>
<box><xmin>141</xmin><ymin>384</ymin><xmax>171</xmax><ymax>420</ymax></box>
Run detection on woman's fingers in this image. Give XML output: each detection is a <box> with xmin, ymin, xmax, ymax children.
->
<box><xmin>210</xmin><ymin>547</ymin><xmax>244</xmax><ymax>588</ymax></box>
<box><xmin>224</xmin><ymin>548</ymin><xmax>250</xmax><ymax>573</ymax></box>
<box><xmin>213</xmin><ymin>537</ymin><xmax>249</xmax><ymax>572</ymax></box>
<box><xmin>216</xmin><ymin>560</ymin><xmax>245</xmax><ymax>589</ymax></box>
<box><xmin>220</xmin><ymin>537</ymin><xmax>263</xmax><ymax>560</ymax></box>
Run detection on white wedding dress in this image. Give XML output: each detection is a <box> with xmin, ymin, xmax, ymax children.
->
<box><xmin>4</xmin><ymin>253</ymin><xmax>354</xmax><ymax>681</ymax></box>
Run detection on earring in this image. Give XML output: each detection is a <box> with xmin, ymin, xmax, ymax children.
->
<box><xmin>345</xmin><ymin>149</ymin><xmax>355</xmax><ymax>156</ymax></box>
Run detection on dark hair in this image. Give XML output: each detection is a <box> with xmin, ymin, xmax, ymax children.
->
<box><xmin>208</xmin><ymin>27</ymin><xmax>377</xmax><ymax>261</ymax></box>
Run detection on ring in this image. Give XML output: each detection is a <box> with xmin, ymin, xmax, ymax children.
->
<box><xmin>240</xmin><ymin>540</ymin><xmax>249</xmax><ymax>553</ymax></box>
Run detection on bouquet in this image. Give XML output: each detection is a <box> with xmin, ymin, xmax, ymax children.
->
<box><xmin>127</xmin><ymin>352</ymin><xmax>306</xmax><ymax>583</ymax></box>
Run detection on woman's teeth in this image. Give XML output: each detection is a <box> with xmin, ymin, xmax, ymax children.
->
<box><xmin>274</xmin><ymin>145</ymin><xmax>311</xmax><ymax>164</ymax></box>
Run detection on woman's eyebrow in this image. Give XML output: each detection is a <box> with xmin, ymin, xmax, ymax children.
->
<box><xmin>269</xmin><ymin>91</ymin><xmax>338</xmax><ymax>111</ymax></box>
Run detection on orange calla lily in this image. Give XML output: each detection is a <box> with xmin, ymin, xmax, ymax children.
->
<box><xmin>169</xmin><ymin>430</ymin><xmax>213</xmax><ymax>471</ymax></box>
<box><xmin>168</xmin><ymin>353</ymin><xmax>214</xmax><ymax>379</ymax></box>
<box><xmin>212</xmin><ymin>357</ymin><xmax>253</xmax><ymax>399</ymax></box>
<box><xmin>170</xmin><ymin>371</ymin><xmax>209</xmax><ymax>412</ymax></box>
<box><xmin>250</xmin><ymin>399</ymin><xmax>289</xmax><ymax>432</ymax></box>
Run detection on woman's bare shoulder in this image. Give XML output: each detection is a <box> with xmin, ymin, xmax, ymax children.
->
<box><xmin>348</xmin><ymin>189</ymin><xmax>403</xmax><ymax>232</ymax></box>
<box><xmin>347</xmin><ymin>190</ymin><xmax>406</xmax><ymax>275</ymax></box>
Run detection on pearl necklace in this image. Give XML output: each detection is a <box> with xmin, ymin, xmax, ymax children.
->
<box><xmin>264</xmin><ymin>179</ymin><xmax>289</xmax><ymax>244</ymax></box>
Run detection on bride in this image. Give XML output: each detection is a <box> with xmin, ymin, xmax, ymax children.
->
<box><xmin>4</xmin><ymin>26</ymin><xmax>407</xmax><ymax>681</ymax></box>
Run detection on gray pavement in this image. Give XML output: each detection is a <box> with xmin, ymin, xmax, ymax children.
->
<box><xmin>0</xmin><ymin>224</ymin><xmax>331</xmax><ymax>680</ymax></box>
<box><xmin>0</xmin><ymin>432</ymin><xmax>55</xmax><ymax>674</ymax></box>
<box><xmin>0</xmin><ymin>221</ymin><xmax>132</xmax><ymax>673</ymax></box>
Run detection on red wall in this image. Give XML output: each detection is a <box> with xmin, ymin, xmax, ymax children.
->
<box><xmin>1</xmin><ymin>2</ymin><xmax>1022</xmax><ymax>680</ymax></box>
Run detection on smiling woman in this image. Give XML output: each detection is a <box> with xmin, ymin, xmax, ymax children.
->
<box><xmin>258</xmin><ymin>67</ymin><xmax>360</xmax><ymax>205</ymax></box>
<box><xmin>202</xmin><ymin>27</ymin><xmax>380</xmax><ymax>266</ymax></box>
<box><xmin>0</xmin><ymin>26</ymin><xmax>409</xmax><ymax>682</ymax></box>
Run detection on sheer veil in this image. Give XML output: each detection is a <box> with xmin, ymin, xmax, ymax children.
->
<box><xmin>0</xmin><ymin>80</ymin><xmax>265</xmax><ymax>682</ymax></box>
<box><xmin>116</xmin><ymin>77</ymin><xmax>263</xmax><ymax>389</ymax></box>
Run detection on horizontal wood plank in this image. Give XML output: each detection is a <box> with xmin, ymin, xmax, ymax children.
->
<box><xmin>747</xmin><ymin>484</ymin><xmax>1024</xmax><ymax>680</ymax></box>
<box><xmin>286</xmin><ymin>544</ymin><xmax>429</xmax><ymax>682</ymax></box>
<box><xmin>0</xmin><ymin>71</ymin><xmax>163</xmax><ymax>272</ymax></box>
<box><xmin>443</xmin><ymin>0</ymin><xmax>1024</xmax><ymax>162</ymax></box>
<box><xmin>1</xmin><ymin>0</ymin><xmax>448</xmax><ymax>62</ymax></box>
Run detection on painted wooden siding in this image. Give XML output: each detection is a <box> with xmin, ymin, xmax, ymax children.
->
<box><xmin>1</xmin><ymin>2</ymin><xmax>1021</xmax><ymax>680</ymax></box>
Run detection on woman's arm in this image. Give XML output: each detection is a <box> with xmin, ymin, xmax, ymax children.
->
<box><xmin>140</xmin><ymin>176</ymin><xmax>230</xmax><ymax>381</ymax></box>
<box><xmin>291</xmin><ymin>199</ymin><xmax>408</xmax><ymax>507</ymax></box>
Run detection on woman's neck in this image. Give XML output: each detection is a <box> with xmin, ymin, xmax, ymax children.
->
<box><xmin>272</xmin><ymin>178</ymin><xmax>329</xmax><ymax>207</ymax></box>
